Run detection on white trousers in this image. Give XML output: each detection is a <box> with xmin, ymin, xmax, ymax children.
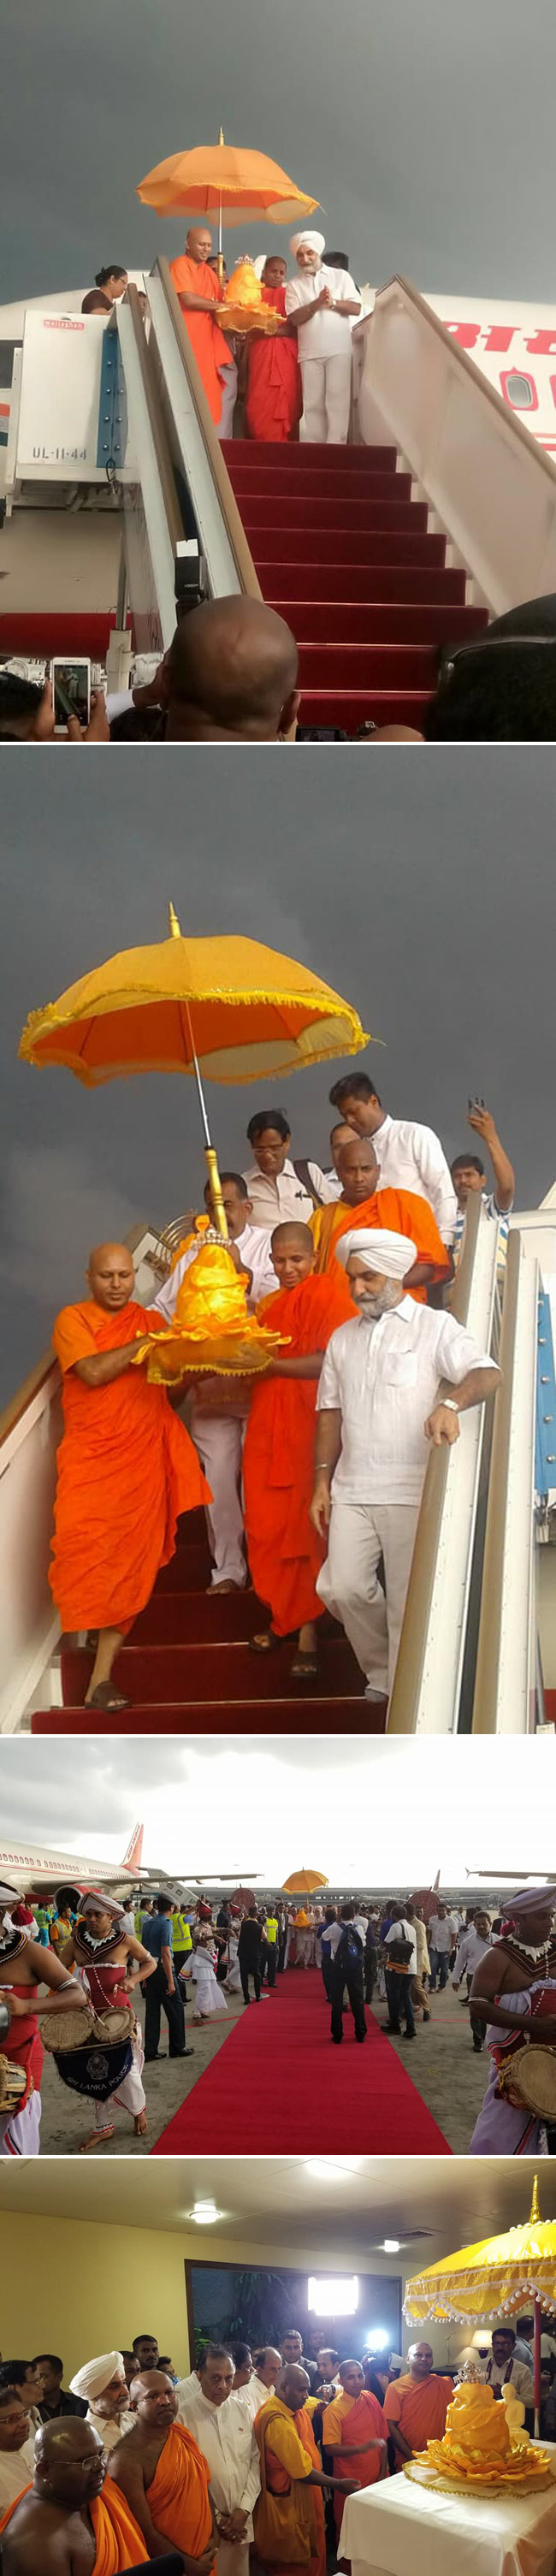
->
<box><xmin>93</xmin><ymin>2026</ymin><xmax>145</xmax><ymax>2129</ymax></box>
<box><xmin>316</xmin><ymin>1497</ymin><xmax>420</xmax><ymax>1693</ymax></box>
<box><xmin>300</xmin><ymin>352</ymin><xmax>352</xmax><ymax>444</ymax></box>
<box><xmin>0</xmin><ymin>2088</ymin><xmax>41</xmax><ymax>2156</ymax></box>
<box><xmin>216</xmin><ymin>2543</ymin><xmax>250</xmax><ymax>2576</ymax></box>
<box><xmin>192</xmin><ymin>1408</ymin><xmax>246</xmax><ymax>1588</ymax></box>
<box><xmin>218</xmin><ymin>361</ymin><xmax>238</xmax><ymax>438</ymax></box>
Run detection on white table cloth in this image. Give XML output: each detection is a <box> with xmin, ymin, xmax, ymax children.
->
<box><xmin>339</xmin><ymin>2447</ymin><xmax>556</xmax><ymax>2576</ymax></box>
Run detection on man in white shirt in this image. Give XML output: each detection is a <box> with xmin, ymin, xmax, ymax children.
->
<box><xmin>480</xmin><ymin>2330</ymin><xmax>535</xmax><ymax>2413</ymax></box>
<box><xmin>154</xmin><ymin>1173</ymin><xmax>278</xmax><ymax>1592</ymax></box>
<box><xmin>383</xmin><ymin>1912</ymin><xmax>418</xmax><ymax>2039</ymax></box>
<box><xmin>68</xmin><ymin>2351</ymin><xmax>134</xmax><ymax>2455</ymax></box>
<box><xmin>311</xmin><ymin>1228</ymin><xmax>500</xmax><ymax>1701</ymax></box>
<box><xmin>428</xmin><ymin>1904</ymin><xmax>456</xmax><ymax>1991</ymax></box>
<box><xmin>285</xmin><ymin>230</ymin><xmax>360</xmax><ymax>444</ymax></box>
<box><xmin>243</xmin><ymin>1108</ymin><xmax>330</xmax><ymax>1229</ymax></box>
<box><xmin>175</xmin><ymin>2342</ymin><xmax>260</xmax><ymax>2576</ymax></box>
<box><xmin>0</xmin><ymin>2389</ymin><xmax>36</xmax><ymax>2513</ymax></box>
<box><xmin>235</xmin><ymin>2348</ymin><xmax>281</xmax><ymax>2423</ymax></box>
<box><xmin>329</xmin><ymin>1073</ymin><xmax>458</xmax><ymax>1247</ymax></box>
<box><xmin>452</xmin><ymin>1909</ymin><xmax>492</xmax><ymax>2048</ymax></box>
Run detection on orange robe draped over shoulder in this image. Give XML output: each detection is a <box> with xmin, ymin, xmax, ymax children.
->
<box><xmin>170</xmin><ymin>256</ymin><xmax>231</xmax><ymax>422</ymax></box>
<box><xmin>50</xmin><ymin>1298</ymin><xmax>210</xmax><ymax>1632</ymax></box>
<box><xmin>322</xmin><ymin>2389</ymin><xmax>387</xmax><ymax>2532</ymax></box>
<box><xmin>243</xmin><ymin>1270</ymin><xmax>352</xmax><ymax>1636</ymax></box>
<box><xmin>147</xmin><ymin>2421</ymin><xmax>215</xmax><ymax>2560</ymax></box>
<box><xmin>383</xmin><ymin>2372</ymin><xmax>452</xmax><ymax>2453</ymax></box>
<box><xmin>254</xmin><ymin>2396</ymin><xmax>325</xmax><ymax>2576</ymax></box>
<box><xmin>0</xmin><ymin>2474</ymin><xmax>148</xmax><ymax>2571</ymax></box>
<box><xmin>245</xmin><ymin>286</ymin><xmax>303</xmax><ymax>443</ymax></box>
<box><xmin>311</xmin><ymin>1187</ymin><xmax>450</xmax><ymax>1300</ymax></box>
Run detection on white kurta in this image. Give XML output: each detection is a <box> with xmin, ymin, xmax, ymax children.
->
<box><xmin>370</xmin><ymin>1113</ymin><xmax>458</xmax><ymax>1247</ymax></box>
<box><xmin>176</xmin><ymin>2386</ymin><xmax>260</xmax><ymax>2576</ymax></box>
<box><xmin>188</xmin><ymin>1951</ymin><xmax>228</xmax><ymax>2018</ymax></box>
<box><xmin>285</xmin><ymin>265</ymin><xmax>359</xmax><ymax>444</ymax></box>
<box><xmin>86</xmin><ymin>2404</ymin><xmax>134</xmax><ymax>2451</ymax></box>
<box><xmin>0</xmin><ymin>2438</ymin><xmax>36</xmax><ymax>2507</ymax></box>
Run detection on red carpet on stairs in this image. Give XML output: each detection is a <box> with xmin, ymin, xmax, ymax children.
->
<box><xmin>151</xmin><ymin>1968</ymin><xmax>451</xmax><ymax>2158</ymax></box>
<box><xmin>222</xmin><ymin>438</ymin><xmax>488</xmax><ymax>731</ymax></box>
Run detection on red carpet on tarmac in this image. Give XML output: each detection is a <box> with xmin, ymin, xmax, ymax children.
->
<box><xmin>151</xmin><ymin>1968</ymin><xmax>451</xmax><ymax>2158</ymax></box>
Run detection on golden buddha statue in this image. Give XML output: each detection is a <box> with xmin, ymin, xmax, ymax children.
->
<box><xmin>222</xmin><ymin>257</ymin><xmax>279</xmax><ymax>333</ymax></box>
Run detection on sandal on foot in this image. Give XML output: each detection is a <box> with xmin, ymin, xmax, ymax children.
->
<box><xmin>249</xmin><ymin>1632</ymin><xmax>277</xmax><ymax>1655</ymax></box>
<box><xmin>85</xmin><ymin>1684</ymin><xmax>130</xmax><ymax>1711</ymax></box>
<box><xmin>290</xmin><ymin>1650</ymin><xmax>318</xmax><ymax>1679</ymax></box>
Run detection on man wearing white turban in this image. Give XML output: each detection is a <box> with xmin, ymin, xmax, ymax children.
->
<box><xmin>285</xmin><ymin>232</ymin><xmax>360</xmax><ymax>444</ymax></box>
<box><xmin>68</xmin><ymin>2352</ymin><xmax>134</xmax><ymax>2453</ymax></box>
<box><xmin>310</xmin><ymin>1229</ymin><xmax>500</xmax><ymax>1701</ymax></box>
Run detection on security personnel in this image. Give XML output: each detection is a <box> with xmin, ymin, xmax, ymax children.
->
<box><xmin>263</xmin><ymin>1910</ymin><xmax>280</xmax><ymax>1990</ymax></box>
<box><xmin>172</xmin><ymin>1908</ymin><xmax>193</xmax><ymax>1983</ymax></box>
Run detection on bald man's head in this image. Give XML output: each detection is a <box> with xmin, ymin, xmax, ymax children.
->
<box><xmin>337</xmin><ymin>1138</ymin><xmax>379</xmax><ymax>1204</ymax></box>
<box><xmin>34</xmin><ymin>2415</ymin><xmax>106</xmax><ymax>2508</ymax></box>
<box><xmin>87</xmin><ymin>1243</ymin><xmax>135</xmax><ymax>1310</ymax></box>
<box><xmin>163</xmin><ymin>597</ymin><xmax>300</xmax><ymax>741</ymax></box>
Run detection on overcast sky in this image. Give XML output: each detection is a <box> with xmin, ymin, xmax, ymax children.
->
<box><xmin>1</xmin><ymin>745</ymin><xmax>554</xmax><ymax>1400</ymax></box>
<box><xmin>0</xmin><ymin>1736</ymin><xmax>551</xmax><ymax>1885</ymax></box>
<box><xmin>3</xmin><ymin>0</ymin><xmax>556</xmax><ymax>305</ymax></box>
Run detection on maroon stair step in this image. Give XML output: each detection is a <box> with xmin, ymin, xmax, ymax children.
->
<box><xmin>154</xmin><ymin>1543</ymin><xmax>211</xmax><ymax>1592</ymax></box>
<box><xmin>132</xmin><ymin>1590</ymin><xmax>264</xmax><ymax>1644</ymax></box>
<box><xmin>259</xmin><ymin>564</ymin><xmax>466</xmax><ymax>604</ymax></box>
<box><xmin>277</xmin><ymin>603</ymin><xmax>488</xmax><ymax>648</ymax></box>
<box><xmin>231</xmin><ymin>472</ymin><xmax>412</xmax><ymax>505</ymax></box>
<box><xmin>299</xmin><ymin>690</ymin><xmax>431</xmax><ymax>727</ymax></box>
<box><xmin>33</xmin><ymin>1697</ymin><xmax>383</xmax><ymax>1737</ymax></box>
<box><xmin>251</xmin><ymin>529</ymin><xmax>445</xmax><ymax>565</ymax></box>
<box><xmin>222</xmin><ymin>440</ymin><xmax>398</xmax><ymax>472</ymax></box>
<box><xmin>298</xmin><ymin>643</ymin><xmax>437</xmax><ymax>685</ymax></box>
<box><xmin>241</xmin><ymin>499</ymin><xmax>427</xmax><ymax>531</ymax></box>
<box><xmin>61</xmin><ymin>1637</ymin><xmax>363</xmax><ymax>1706</ymax></box>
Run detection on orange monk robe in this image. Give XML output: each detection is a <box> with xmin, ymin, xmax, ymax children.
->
<box><xmin>50</xmin><ymin>1299</ymin><xmax>210</xmax><ymax>1633</ymax></box>
<box><xmin>245</xmin><ymin>286</ymin><xmax>303</xmax><ymax>443</ymax></box>
<box><xmin>382</xmin><ymin>2371</ymin><xmax>452</xmax><ymax>2454</ymax></box>
<box><xmin>243</xmin><ymin>1270</ymin><xmax>353</xmax><ymax>1635</ymax></box>
<box><xmin>254</xmin><ymin>2396</ymin><xmax>325</xmax><ymax>2576</ymax></box>
<box><xmin>146</xmin><ymin>2422</ymin><xmax>216</xmax><ymax>2562</ymax></box>
<box><xmin>322</xmin><ymin>2389</ymin><xmax>387</xmax><ymax>2532</ymax></box>
<box><xmin>311</xmin><ymin>1186</ymin><xmax>451</xmax><ymax>1302</ymax></box>
<box><xmin>170</xmin><ymin>256</ymin><xmax>231</xmax><ymax>423</ymax></box>
<box><xmin>0</xmin><ymin>2473</ymin><xmax>148</xmax><ymax>2571</ymax></box>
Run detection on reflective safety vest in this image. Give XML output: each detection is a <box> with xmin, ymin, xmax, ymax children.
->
<box><xmin>174</xmin><ymin>1914</ymin><xmax>192</xmax><ymax>1951</ymax></box>
<box><xmin>265</xmin><ymin>1917</ymin><xmax>279</xmax><ymax>1944</ymax></box>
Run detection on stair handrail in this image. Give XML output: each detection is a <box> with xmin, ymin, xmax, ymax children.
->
<box><xmin>146</xmin><ymin>258</ymin><xmax>262</xmax><ymax>602</ymax></box>
<box><xmin>471</xmin><ymin>1226</ymin><xmax>540</xmax><ymax>1734</ymax></box>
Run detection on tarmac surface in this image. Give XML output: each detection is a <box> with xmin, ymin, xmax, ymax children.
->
<box><xmin>38</xmin><ymin>1973</ymin><xmax>488</xmax><ymax>2156</ymax></box>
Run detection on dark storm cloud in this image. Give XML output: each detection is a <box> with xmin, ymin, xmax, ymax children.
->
<box><xmin>3</xmin><ymin>0</ymin><xmax>556</xmax><ymax>304</ymax></box>
<box><xmin>0</xmin><ymin>1735</ymin><xmax>382</xmax><ymax>1845</ymax></box>
<box><xmin>0</xmin><ymin>744</ymin><xmax>554</xmax><ymax>1402</ymax></box>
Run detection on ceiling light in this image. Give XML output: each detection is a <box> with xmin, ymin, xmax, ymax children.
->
<box><xmin>308</xmin><ymin>2276</ymin><xmax>358</xmax><ymax>2316</ymax></box>
<box><xmin>304</xmin><ymin>2160</ymin><xmax>354</xmax><ymax>2182</ymax></box>
<box><xmin>191</xmin><ymin>2200</ymin><xmax>220</xmax><ymax>2224</ymax></box>
<box><xmin>382</xmin><ymin>2239</ymin><xmax>400</xmax><ymax>2253</ymax></box>
<box><xmin>364</xmin><ymin>2328</ymin><xmax>389</xmax><ymax>2349</ymax></box>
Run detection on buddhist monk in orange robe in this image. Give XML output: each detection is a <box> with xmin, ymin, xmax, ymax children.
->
<box><xmin>245</xmin><ymin>257</ymin><xmax>303</xmax><ymax>443</ymax></box>
<box><xmin>170</xmin><ymin>226</ymin><xmax>232</xmax><ymax>425</ymax></box>
<box><xmin>0</xmin><ymin>2419</ymin><xmax>148</xmax><ymax>2575</ymax></box>
<box><xmin>255</xmin><ymin>2366</ymin><xmax>356</xmax><ymax>2576</ymax></box>
<box><xmin>243</xmin><ymin>1223</ymin><xmax>353</xmax><ymax>1679</ymax></box>
<box><xmin>322</xmin><ymin>2363</ymin><xmax>387</xmax><ymax>2532</ymax></box>
<box><xmin>382</xmin><ymin>2344</ymin><xmax>452</xmax><ymax>2466</ymax></box>
<box><xmin>50</xmin><ymin>1241</ymin><xmax>210</xmax><ymax>1712</ymax></box>
<box><xmin>110</xmin><ymin>2374</ymin><xmax>216</xmax><ymax>2567</ymax></box>
<box><xmin>311</xmin><ymin>1139</ymin><xmax>452</xmax><ymax>1302</ymax></box>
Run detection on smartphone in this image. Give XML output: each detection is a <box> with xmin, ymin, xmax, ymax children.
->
<box><xmin>52</xmin><ymin>657</ymin><xmax>91</xmax><ymax>732</ymax></box>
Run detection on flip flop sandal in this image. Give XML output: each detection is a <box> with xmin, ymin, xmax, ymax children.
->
<box><xmin>290</xmin><ymin>1652</ymin><xmax>318</xmax><ymax>1679</ymax></box>
<box><xmin>85</xmin><ymin>1684</ymin><xmax>131</xmax><ymax>1710</ymax></box>
<box><xmin>249</xmin><ymin>1632</ymin><xmax>277</xmax><ymax>1655</ymax></box>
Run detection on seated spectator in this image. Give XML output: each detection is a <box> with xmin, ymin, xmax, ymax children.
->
<box><xmin>451</xmin><ymin>1101</ymin><xmax>515</xmax><ymax>1284</ymax></box>
<box><xmin>425</xmin><ymin>601</ymin><xmax>556</xmax><ymax>738</ymax></box>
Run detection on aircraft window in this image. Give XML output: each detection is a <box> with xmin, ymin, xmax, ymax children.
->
<box><xmin>502</xmin><ymin>371</ymin><xmax>535</xmax><ymax>409</ymax></box>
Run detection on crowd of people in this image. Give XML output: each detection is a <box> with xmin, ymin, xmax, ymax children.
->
<box><xmin>45</xmin><ymin>1078</ymin><xmax>512</xmax><ymax>1711</ymax></box>
<box><xmin>1</xmin><ymin>2315</ymin><xmax>555</xmax><ymax>2572</ymax></box>
<box><xmin>3</xmin><ymin>1873</ymin><xmax>554</xmax><ymax>2162</ymax></box>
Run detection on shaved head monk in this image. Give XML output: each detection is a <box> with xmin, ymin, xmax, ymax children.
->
<box><xmin>50</xmin><ymin>1241</ymin><xmax>210</xmax><ymax>1711</ymax></box>
<box><xmin>322</xmin><ymin>2362</ymin><xmax>387</xmax><ymax>2528</ymax></box>
<box><xmin>310</xmin><ymin>1139</ymin><xmax>452</xmax><ymax>1300</ymax></box>
<box><xmin>159</xmin><ymin>598</ymin><xmax>299</xmax><ymax>743</ymax></box>
<box><xmin>111</xmin><ymin>2370</ymin><xmax>216</xmax><ymax>2565</ymax></box>
<box><xmin>0</xmin><ymin>2413</ymin><xmax>148</xmax><ymax>2573</ymax></box>
<box><xmin>242</xmin><ymin>1223</ymin><xmax>353</xmax><ymax>1680</ymax></box>
<box><xmin>382</xmin><ymin>2344</ymin><xmax>452</xmax><ymax>2466</ymax></box>
<box><xmin>170</xmin><ymin>226</ymin><xmax>232</xmax><ymax>427</ymax></box>
<box><xmin>254</xmin><ymin>2365</ymin><xmax>357</xmax><ymax>2576</ymax></box>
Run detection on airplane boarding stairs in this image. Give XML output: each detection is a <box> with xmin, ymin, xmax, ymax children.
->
<box><xmin>7</xmin><ymin>265</ymin><xmax>556</xmax><ymax>721</ymax></box>
<box><xmin>3</xmin><ymin>1195</ymin><xmax>555</xmax><ymax>1739</ymax></box>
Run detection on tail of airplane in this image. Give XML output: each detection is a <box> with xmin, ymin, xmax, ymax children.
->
<box><xmin>121</xmin><ymin>1822</ymin><xmax>144</xmax><ymax>1873</ymax></box>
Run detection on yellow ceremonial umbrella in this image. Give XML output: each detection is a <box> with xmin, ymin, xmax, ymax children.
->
<box><xmin>137</xmin><ymin>131</ymin><xmax>319</xmax><ymax>274</ymax></box>
<box><xmin>405</xmin><ymin>2176</ymin><xmax>556</xmax><ymax>2435</ymax></box>
<box><xmin>281</xmin><ymin>1870</ymin><xmax>328</xmax><ymax>1895</ymax></box>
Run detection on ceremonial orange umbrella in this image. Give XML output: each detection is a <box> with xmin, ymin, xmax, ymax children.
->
<box><xmin>137</xmin><ymin>134</ymin><xmax>319</xmax><ymax>273</ymax></box>
<box><xmin>19</xmin><ymin>912</ymin><xmax>370</xmax><ymax>1373</ymax></box>
<box><xmin>281</xmin><ymin>1870</ymin><xmax>328</xmax><ymax>1895</ymax></box>
<box><xmin>405</xmin><ymin>2176</ymin><xmax>556</xmax><ymax>2436</ymax></box>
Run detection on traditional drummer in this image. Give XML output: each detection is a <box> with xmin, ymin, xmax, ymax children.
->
<box><xmin>470</xmin><ymin>1882</ymin><xmax>556</xmax><ymax>2157</ymax></box>
<box><xmin>0</xmin><ymin>1878</ymin><xmax>87</xmax><ymax>2159</ymax></box>
<box><xmin>59</xmin><ymin>1892</ymin><xmax>156</xmax><ymax>2154</ymax></box>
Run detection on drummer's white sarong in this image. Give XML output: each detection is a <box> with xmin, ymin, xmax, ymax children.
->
<box><xmin>93</xmin><ymin>2025</ymin><xmax>145</xmax><ymax>2129</ymax></box>
<box><xmin>0</xmin><ymin>2089</ymin><xmax>42</xmax><ymax>2156</ymax></box>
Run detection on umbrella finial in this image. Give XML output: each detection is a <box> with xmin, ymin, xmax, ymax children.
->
<box><xmin>529</xmin><ymin>2174</ymin><xmax>541</xmax><ymax>2224</ymax></box>
<box><xmin>169</xmin><ymin>902</ymin><xmax>182</xmax><ymax>939</ymax></box>
<box><xmin>218</xmin><ymin>126</ymin><xmax>225</xmax><ymax>145</ymax></box>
